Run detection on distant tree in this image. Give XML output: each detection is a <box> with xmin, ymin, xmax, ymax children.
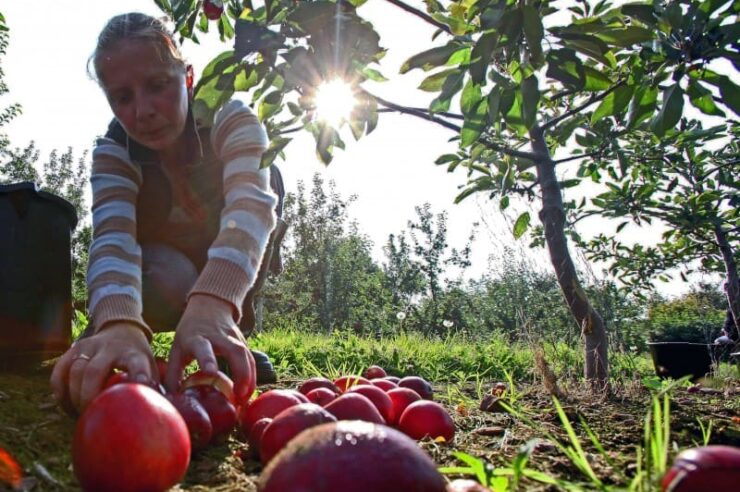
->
<box><xmin>0</xmin><ymin>11</ymin><xmax>21</xmax><ymax>152</ymax></box>
<box><xmin>382</xmin><ymin>232</ymin><xmax>425</xmax><ymax>315</ymax></box>
<box><xmin>263</xmin><ymin>174</ymin><xmax>393</xmax><ymax>332</ymax></box>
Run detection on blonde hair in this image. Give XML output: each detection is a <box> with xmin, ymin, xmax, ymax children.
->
<box><xmin>89</xmin><ymin>12</ymin><xmax>186</xmax><ymax>85</ymax></box>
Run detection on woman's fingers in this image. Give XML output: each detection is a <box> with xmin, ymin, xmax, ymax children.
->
<box><xmin>165</xmin><ymin>345</ymin><xmax>187</xmax><ymax>394</ymax></box>
<box><xmin>191</xmin><ymin>337</ymin><xmax>219</xmax><ymax>375</ymax></box>
<box><xmin>214</xmin><ymin>336</ymin><xmax>252</xmax><ymax>403</ymax></box>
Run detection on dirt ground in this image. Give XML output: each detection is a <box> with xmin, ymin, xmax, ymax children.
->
<box><xmin>1</xmin><ymin>366</ymin><xmax>738</xmax><ymax>491</ymax></box>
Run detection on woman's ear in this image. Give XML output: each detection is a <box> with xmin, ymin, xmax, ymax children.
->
<box><xmin>186</xmin><ymin>65</ymin><xmax>194</xmax><ymax>100</ymax></box>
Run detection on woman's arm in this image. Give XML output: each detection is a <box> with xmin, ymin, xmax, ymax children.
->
<box><xmin>186</xmin><ymin>100</ymin><xmax>278</xmax><ymax>321</ymax></box>
<box><xmin>87</xmin><ymin>138</ymin><xmax>152</xmax><ymax>340</ymax></box>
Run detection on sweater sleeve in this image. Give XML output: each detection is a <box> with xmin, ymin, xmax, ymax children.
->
<box><xmin>187</xmin><ymin>100</ymin><xmax>278</xmax><ymax>321</ymax></box>
<box><xmin>87</xmin><ymin>137</ymin><xmax>152</xmax><ymax>341</ymax></box>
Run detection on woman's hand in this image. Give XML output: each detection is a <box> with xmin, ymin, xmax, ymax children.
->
<box><xmin>165</xmin><ymin>294</ymin><xmax>255</xmax><ymax>402</ymax></box>
<box><xmin>50</xmin><ymin>323</ymin><xmax>156</xmax><ymax>414</ymax></box>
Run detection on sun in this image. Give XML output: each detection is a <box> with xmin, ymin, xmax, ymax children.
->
<box><xmin>314</xmin><ymin>79</ymin><xmax>357</xmax><ymax>127</ymax></box>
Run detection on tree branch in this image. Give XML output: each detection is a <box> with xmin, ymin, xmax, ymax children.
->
<box><xmin>377</xmin><ymin>108</ymin><xmax>464</xmax><ymax>120</ymax></box>
<box><xmin>382</xmin><ymin>0</ymin><xmax>452</xmax><ymax>34</ymax></box>
<box><xmin>541</xmin><ymin>81</ymin><xmax>625</xmax><ymax>132</ymax></box>
<box><xmin>553</xmin><ymin>150</ymin><xmax>604</xmax><ymax>165</ymax></box>
<box><xmin>367</xmin><ymin>91</ymin><xmax>542</xmax><ymax>161</ymax></box>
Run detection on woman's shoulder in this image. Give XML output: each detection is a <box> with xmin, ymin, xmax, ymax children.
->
<box><xmin>210</xmin><ymin>98</ymin><xmax>268</xmax><ymax>151</ymax></box>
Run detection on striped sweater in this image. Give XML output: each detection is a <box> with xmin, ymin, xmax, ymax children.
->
<box><xmin>88</xmin><ymin>100</ymin><xmax>277</xmax><ymax>339</ymax></box>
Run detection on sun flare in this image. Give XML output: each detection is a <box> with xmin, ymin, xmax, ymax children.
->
<box><xmin>314</xmin><ymin>79</ymin><xmax>357</xmax><ymax>127</ymax></box>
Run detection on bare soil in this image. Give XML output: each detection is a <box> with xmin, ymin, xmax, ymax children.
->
<box><xmin>1</xmin><ymin>367</ymin><xmax>738</xmax><ymax>491</ymax></box>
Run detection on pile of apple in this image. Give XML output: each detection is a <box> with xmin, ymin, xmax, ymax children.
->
<box><xmin>242</xmin><ymin>365</ymin><xmax>455</xmax><ymax>465</ymax></box>
<box><xmin>71</xmin><ymin>362</ymin><xmax>457</xmax><ymax>491</ymax></box>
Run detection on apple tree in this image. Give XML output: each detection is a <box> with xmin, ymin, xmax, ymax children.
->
<box><xmin>156</xmin><ymin>0</ymin><xmax>739</xmax><ymax>385</ymax></box>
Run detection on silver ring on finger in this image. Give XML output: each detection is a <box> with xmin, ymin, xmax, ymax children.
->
<box><xmin>72</xmin><ymin>354</ymin><xmax>92</xmax><ymax>363</ymax></box>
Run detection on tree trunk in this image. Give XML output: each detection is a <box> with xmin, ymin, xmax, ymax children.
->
<box><xmin>713</xmin><ymin>221</ymin><xmax>740</xmax><ymax>339</ymax></box>
<box><xmin>530</xmin><ymin>127</ymin><xmax>609</xmax><ymax>385</ymax></box>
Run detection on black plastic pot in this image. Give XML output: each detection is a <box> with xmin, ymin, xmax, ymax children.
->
<box><xmin>647</xmin><ymin>342</ymin><xmax>713</xmax><ymax>381</ymax></box>
<box><xmin>0</xmin><ymin>182</ymin><xmax>78</xmax><ymax>370</ymax></box>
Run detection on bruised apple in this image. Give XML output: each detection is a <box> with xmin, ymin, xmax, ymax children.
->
<box><xmin>662</xmin><ymin>445</ymin><xmax>740</xmax><ymax>491</ymax></box>
<box><xmin>259</xmin><ymin>403</ymin><xmax>337</xmax><ymax>464</ymax></box>
<box><xmin>182</xmin><ymin>370</ymin><xmax>237</xmax><ymax>406</ymax></box>
<box><xmin>73</xmin><ymin>384</ymin><xmax>190</xmax><ymax>492</ymax></box>
<box><xmin>398</xmin><ymin>376</ymin><xmax>434</xmax><ymax>400</ymax></box>
<box><xmin>323</xmin><ymin>393</ymin><xmax>385</xmax><ymax>424</ymax></box>
<box><xmin>398</xmin><ymin>400</ymin><xmax>455</xmax><ymax>442</ymax></box>
<box><xmin>258</xmin><ymin>421</ymin><xmax>446</xmax><ymax>492</ymax></box>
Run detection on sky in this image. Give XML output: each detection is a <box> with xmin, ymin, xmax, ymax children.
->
<box><xmin>1</xmin><ymin>0</ymin><xmax>715</xmax><ymax>297</ymax></box>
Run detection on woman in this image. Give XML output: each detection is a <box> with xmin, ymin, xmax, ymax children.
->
<box><xmin>51</xmin><ymin>12</ymin><xmax>285</xmax><ymax>413</ymax></box>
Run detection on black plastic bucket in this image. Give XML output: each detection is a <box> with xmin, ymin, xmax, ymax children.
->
<box><xmin>0</xmin><ymin>181</ymin><xmax>78</xmax><ymax>369</ymax></box>
<box><xmin>647</xmin><ymin>342</ymin><xmax>713</xmax><ymax>381</ymax></box>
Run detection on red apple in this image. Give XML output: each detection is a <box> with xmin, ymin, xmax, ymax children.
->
<box><xmin>259</xmin><ymin>403</ymin><xmax>337</xmax><ymax>464</ymax></box>
<box><xmin>298</xmin><ymin>377</ymin><xmax>340</xmax><ymax>395</ymax></box>
<box><xmin>346</xmin><ymin>384</ymin><xmax>393</xmax><ymax>423</ymax></box>
<box><xmin>370</xmin><ymin>378</ymin><xmax>398</xmax><ymax>392</ymax></box>
<box><xmin>363</xmin><ymin>365</ymin><xmax>387</xmax><ymax>379</ymax></box>
<box><xmin>238</xmin><ymin>389</ymin><xmax>304</xmax><ymax>435</ymax></box>
<box><xmin>283</xmin><ymin>389</ymin><xmax>310</xmax><ymax>404</ymax></box>
<box><xmin>247</xmin><ymin>417</ymin><xmax>273</xmax><ymax>461</ymax></box>
<box><xmin>323</xmin><ymin>393</ymin><xmax>385</xmax><ymax>424</ymax></box>
<box><xmin>184</xmin><ymin>386</ymin><xmax>237</xmax><ymax>443</ymax></box>
<box><xmin>73</xmin><ymin>384</ymin><xmax>190</xmax><ymax>492</ymax></box>
<box><xmin>662</xmin><ymin>445</ymin><xmax>740</xmax><ymax>491</ymax></box>
<box><xmin>384</xmin><ymin>376</ymin><xmax>401</xmax><ymax>384</ymax></box>
<box><xmin>398</xmin><ymin>400</ymin><xmax>455</xmax><ymax>442</ymax></box>
<box><xmin>398</xmin><ymin>376</ymin><xmax>434</xmax><ymax>400</ymax></box>
<box><xmin>258</xmin><ymin>421</ymin><xmax>447</xmax><ymax>491</ymax></box>
<box><xmin>166</xmin><ymin>392</ymin><xmax>213</xmax><ymax>451</ymax></box>
<box><xmin>203</xmin><ymin>0</ymin><xmax>224</xmax><ymax>20</ymax></box>
<box><xmin>305</xmin><ymin>387</ymin><xmax>339</xmax><ymax>406</ymax></box>
<box><xmin>386</xmin><ymin>387</ymin><xmax>422</xmax><ymax>426</ymax></box>
<box><xmin>333</xmin><ymin>375</ymin><xmax>371</xmax><ymax>392</ymax></box>
<box><xmin>103</xmin><ymin>371</ymin><xmax>133</xmax><ymax>390</ymax></box>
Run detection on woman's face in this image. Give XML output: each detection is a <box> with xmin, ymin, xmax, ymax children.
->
<box><xmin>99</xmin><ymin>39</ymin><xmax>189</xmax><ymax>154</ymax></box>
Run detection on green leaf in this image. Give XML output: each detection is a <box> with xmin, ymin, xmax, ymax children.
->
<box><xmin>359</xmin><ymin>66</ymin><xmax>387</xmax><ymax>82</ymax></box>
<box><xmin>430</xmin><ymin>69</ymin><xmax>465</xmax><ymax>113</ymax></box>
<box><xmin>558</xmin><ymin>34</ymin><xmax>615</xmax><ymax>68</ymax></box>
<box><xmin>718</xmin><ymin>76</ymin><xmax>740</xmax><ymax>116</ymax></box>
<box><xmin>650</xmin><ymin>84</ymin><xmax>684</xmax><ymax>137</ymax></box>
<box><xmin>520</xmin><ymin>76</ymin><xmax>540</xmax><ymax>130</ymax></box>
<box><xmin>594</xmin><ymin>27</ymin><xmax>654</xmax><ymax>47</ymax></box>
<box><xmin>461</xmin><ymin>98</ymin><xmax>489</xmax><ymax>147</ymax></box>
<box><xmin>500</xmin><ymin>195</ymin><xmax>510</xmax><ymax>210</ymax></box>
<box><xmin>620</xmin><ymin>3</ymin><xmax>657</xmax><ymax>26</ymax></box>
<box><xmin>627</xmin><ymin>85</ymin><xmax>658</xmax><ymax>128</ymax></box>
<box><xmin>431</xmin><ymin>13</ymin><xmax>471</xmax><ymax>35</ymax></box>
<box><xmin>400</xmin><ymin>43</ymin><xmax>467</xmax><ymax>73</ymax></box>
<box><xmin>418</xmin><ymin>69</ymin><xmax>459</xmax><ymax>92</ymax></box>
<box><xmin>461</xmin><ymin>80</ymin><xmax>483</xmax><ymax>116</ymax></box>
<box><xmin>546</xmin><ymin>49</ymin><xmax>585</xmax><ymax>90</ymax></box>
<box><xmin>513</xmin><ymin>212</ymin><xmax>531</xmax><ymax>239</ymax></box>
<box><xmin>488</xmin><ymin>88</ymin><xmax>502</xmax><ymax>124</ymax></box>
<box><xmin>591</xmin><ymin>85</ymin><xmax>634</xmax><ymax>123</ymax></box>
<box><xmin>470</xmin><ymin>32</ymin><xmax>498</xmax><ymax>84</ymax></box>
<box><xmin>522</xmin><ymin>6</ymin><xmax>544</xmax><ymax>67</ymax></box>
<box><xmin>259</xmin><ymin>90</ymin><xmax>283</xmax><ymax>121</ymax></box>
<box><xmin>583</xmin><ymin>67</ymin><xmax>612</xmax><ymax>91</ymax></box>
<box><xmin>686</xmin><ymin>81</ymin><xmax>725</xmax><ymax>116</ymax></box>
<box><xmin>435</xmin><ymin>154</ymin><xmax>459</xmax><ymax>165</ymax></box>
